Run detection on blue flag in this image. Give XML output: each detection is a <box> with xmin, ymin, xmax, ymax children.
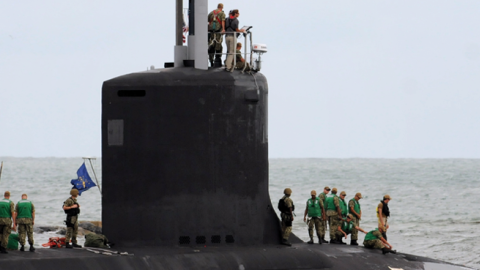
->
<box><xmin>70</xmin><ymin>163</ymin><xmax>96</xmax><ymax>195</ymax></box>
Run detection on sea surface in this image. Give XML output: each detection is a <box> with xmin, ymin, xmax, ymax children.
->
<box><xmin>0</xmin><ymin>157</ymin><xmax>478</xmax><ymax>269</ymax></box>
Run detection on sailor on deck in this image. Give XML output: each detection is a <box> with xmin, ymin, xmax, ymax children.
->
<box><xmin>303</xmin><ymin>190</ymin><xmax>325</xmax><ymax>244</ymax></box>
<box><xmin>363</xmin><ymin>226</ymin><xmax>396</xmax><ymax>255</ymax></box>
<box><xmin>15</xmin><ymin>193</ymin><xmax>35</xmax><ymax>252</ymax></box>
<box><xmin>317</xmin><ymin>186</ymin><xmax>330</xmax><ymax>243</ymax></box>
<box><xmin>0</xmin><ymin>191</ymin><xmax>16</xmax><ymax>254</ymax></box>
<box><xmin>63</xmin><ymin>189</ymin><xmax>82</xmax><ymax>248</ymax></box>
<box><xmin>279</xmin><ymin>188</ymin><xmax>294</xmax><ymax>246</ymax></box>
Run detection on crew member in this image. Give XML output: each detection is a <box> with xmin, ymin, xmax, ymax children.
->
<box><xmin>325</xmin><ymin>188</ymin><xmax>342</xmax><ymax>244</ymax></box>
<box><xmin>15</xmin><ymin>194</ymin><xmax>35</xmax><ymax>252</ymax></box>
<box><xmin>208</xmin><ymin>3</ymin><xmax>226</xmax><ymax>67</ymax></box>
<box><xmin>337</xmin><ymin>191</ymin><xmax>348</xmax><ymax>244</ymax></box>
<box><xmin>348</xmin><ymin>192</ymin><xmax>362</xmax><ymax>245</ymax></box>
<box><xmin>63</xmin><ymin>189</ymin><xmax>82</xmax><ymax>248</ymax></box>
<box><xmin>280</xmin><ymin>188</ymin><xmax>294</xmax><ymax>246</ymax></box>
<box><xmin>317</xmin><ymin>186</ymin><xmax>330</xmax><ymax>243</ymax></box>
<box><xmin>0</xmin><ymin>191</ymin><xmax>16</xmax><ymax>254</ymax></box>
<box><xmin>363</xmin><ymin>226</ymin><xmax>396</xmax><ymax>255</ymax></box>
<box><xmin>224</xmin><ymin>9</ymin><xmax>245</xmax><ymax>72</ymax></box>
<box><xmin>234</xmin><ymin>42</ymin><xmax>251</xmax><ymax>70</ymax></box>
<box><xmin>303</xmin><ymin>190</ymin><xmax>325</xmax><ymax>244</ymax></box>
<box><xmin>336</xmin><ymin>214</ymin><xmax>367</xmax><ymax>244</ymax></box>
<box><xmin>377</xmin><ymin>194</ymin><xmax>391</xmax><ymax>240</ymax></box>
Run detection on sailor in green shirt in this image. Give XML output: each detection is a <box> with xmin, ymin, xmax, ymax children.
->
<box><xmin>363</xmin><ymin>226</ymin><xmax>396</xmax><ymax>255</ymax></box>
<box><xmin>317</xmin><ymin>186</ymin><xmax>330</xmax><ymax>244</ymax></box>
<box><xmin>0</xmin><ymin>191</ymin><xmax>16</xmax><ymax>254</ymax></box>
<box><xmin>325</xmin><ymin>188</ymin><xmax>342</xmax><ymax>244</ymax></box>
<box><xmin>348</xmin><ymin>192</ymin><xmax>362</xmax><ymax>245</ymax></box>
<box><xmin>15</xmin><ymin>193</ymin><xmax>35</xmax><ymax>252</ymax></box>
<box><xmin>336</xmin><ymin>191</ymin><xmax>349</xmax><ymax>244</ymax></box>
<box><xmin>336</xmin><ymin>214</ymin><xmax>367</xmax><ymax>245</ymax></box>
<box><xmin>303</xmin><ymin>190</ymin><xmax>325</xmax><ymax>244</ymax></box>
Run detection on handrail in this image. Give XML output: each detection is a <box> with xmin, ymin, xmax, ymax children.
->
<box><xmin>207</xmin><ymin>31</ymin><xmax>255</xmax><ymax>71</ymax></box>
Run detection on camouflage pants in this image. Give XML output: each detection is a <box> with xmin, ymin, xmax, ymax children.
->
<box><xmin>0</xmin><ymin>218</ymin><xmax>12</xmax><ymax>249</ymax></box>
<box><xmin>328</xmin><ymin>214</ymin><xmax>341</xmax><ymax>241</ymax></box>
<box><xmin>321</xmin><ymin>219</ymin><xmax>327</xmax><ymax>238</ymax></box>
<box><xmin>308</xmin><ymin>217</ymin><xmax>324</xmax><ymax>239</ymax></box>
<box><xmin>235</xmin><ymin>61</ymin><xmax>251</xmax><ymax>71</ymax></box>
<box><xmin>363</xmin><ymin>239</ymin><xmax>384</xmax><ymax>249</ymax></box>
<box><xmin>281</xmin><ymin>213</ymin><xmax>292</xmax><ymax>240</ymax></box>
<box><xmin>351</xmin><ymin>216</ymin><xmax>359</xmax><ymax>240</ymax></box>
<box><xmin>208</xmin><ymin>32</ymin><xmax>223</xmax><ymax>64</ymax></box>
<box><xmin>17</xmin><ymin>221</ymin><xmax>34</xmax><ymax>246</ymax></box>
<box><xmin>65</xmin><ymin>215</ymin><xmax>78</xmax><ymax>244</ymax></box>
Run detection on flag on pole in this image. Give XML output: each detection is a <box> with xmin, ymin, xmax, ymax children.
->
<box><xmin>70</xmin><ymin>163</ymin><xmax>96</xmax><ymax>195</ymax></box>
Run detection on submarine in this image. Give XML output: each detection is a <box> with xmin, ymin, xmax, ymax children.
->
<box><xmin>0</xmin><ymin>1</ymin><xmax>475</xmax><ymax>269</ymax></box>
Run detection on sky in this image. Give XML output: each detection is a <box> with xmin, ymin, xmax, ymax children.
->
<box><xmin>1</xmin><ymin>0</ymin><xmax>480</xmax><ymax>158</ymax></box>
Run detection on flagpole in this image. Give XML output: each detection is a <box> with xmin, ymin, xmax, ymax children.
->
<box><xmin>0</xmin><ymin>161</ymin><xmax>3</xmax><ymax>184</ymax></box>
<box><xmin>82</xmin><ymin>157</ymin><xmax>102</xmax><ymax>195</ymax></box>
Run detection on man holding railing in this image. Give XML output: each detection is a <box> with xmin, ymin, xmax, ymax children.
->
<box><xmin>225</xmin><ymin>9</ymin><xmax>245</xmax><ymax>72</ymax></box>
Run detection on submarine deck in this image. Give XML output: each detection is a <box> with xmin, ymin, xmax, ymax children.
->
<box><xmin>0</xmin><ymin>243</ymin><xmax>472</xmax><ymax>270</ymax></box>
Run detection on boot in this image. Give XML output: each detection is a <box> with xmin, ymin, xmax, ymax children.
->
<box><xmin>318</xmin><ymin>237</ymin><xmax>322</xmax><ymax>245</ymax></box>
<box><xmin>29</xmin><ymin>245</ymin><xmax>35</xmax><ymax>252</ymax></box>
<box><xmin>321</xmin><ymin>237</ymin><xmax>328</xmax><ymax>244</ymax></box>
<box><xmin>337</xmin><ymin>235</ymin><xmax>346</xmax><ymax>245</ymax></box>
<box><xmin>20</xmin><ymin>245</ymin><xmax>25</xmax><ymax>251</ymax></box>
<box><xmin>281</xmin><ymin>239</ymin><xmax>292</xmax><ymax>246</ymax></box>
<box><xmin>329</xmin><ymin>237</ymin><xmax>338</xmax><ymax>244</ymax></box>
<box><xmin>382</xmin><ymin>248</ymin><xmax>396</xmax><ymax>255</ymax></box>
<box><xmin>307</xmin><ymin>238</ymin><xmax>314</xmax><ymax>244</ymax></box>
<box><xmin>0</xmin><ymin>246</ymin><xmax>8</xmax><ymax>254</ymax></box>
<box><xmin>72</xmin><ymin>243</ymin><xmax>82</xmax><ymax>248</ymax></box>
<box><xmin>214</xmin><ymin>56</ymin><xmax>223</xmax><ymax>67</ymax></box>
<box><xmin>350</xmin><ymin>240</ymin><xmax>358</xmax><ymax>246</ymax></box>
<box><xmin>65</xmin><ymin>243</ymin><xmax>72</xmax><ymax>249</ymax></box>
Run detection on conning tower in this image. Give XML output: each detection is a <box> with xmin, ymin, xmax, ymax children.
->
<box><xmin>101</xmin><ymin>0</ymin><xmax>283</xmax><ymax>247</ymax></box>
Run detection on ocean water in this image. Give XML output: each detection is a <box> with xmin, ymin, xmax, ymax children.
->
<box><xmin>0</xmin><ymin>157</ymin><xmax>478</xmax><ymax>269</ymax></box>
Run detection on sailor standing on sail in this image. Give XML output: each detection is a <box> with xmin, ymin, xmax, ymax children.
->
<box><xmin>208</xmin><ymin>3</ymin><xmax>226</xmax><ymax>67</ymax></box>
<box><xmin>224</xmin><ymin>9</ymin><xmax>245</xmax><ymax>72</ymax></box>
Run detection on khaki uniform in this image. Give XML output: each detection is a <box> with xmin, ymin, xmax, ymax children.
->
<box><xmin>207</xmin><ymin>9</ymin><xmax>226</xmax><ymax>65</ymax></box>
<box><xmin>318</xmin><ymin>193</ymin><xmax>328</xmax><ymax>238</ymax></box>
<box><xmin>326</xmin><ymin>196</ymin><xmax>341</xmax><ymax>241</ymax></box>
<box><xmin>281</xmin><ymin>196</ymin><xmax>293</xmax><ymax>240</ymax></box>
<box><xmin>64</xmin><ymin>197</ymin><xmax>79</xmax><ymax>244</ymax></box>
<box><xmin>0</xmin><ymin>201</ymin><xmax>14</xmax><ymax>249</ymax></box>
<box><xmin>307</xmin><ymin>199</ymin><xmax>325</xmax><ymax>239</ymax></box>
<box><xmin>348</xmin><ymin>199</ymin><xmax>360</xmax><ymax>241</ymax></box>
<box><xmin>377</xmin><ymin>201</ymin><xmax>388</xmax><ymax>240</ymax></box>
<box><xmin>363</xmin><ymin>229</ymin><xmax>385</xmax><ymax>249</ymax></box>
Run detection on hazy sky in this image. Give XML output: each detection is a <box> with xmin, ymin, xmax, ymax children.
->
<box><xmin>1</xmin><ymin>0</ymin><xmax>480</xmax><ymax>158</ymax></box>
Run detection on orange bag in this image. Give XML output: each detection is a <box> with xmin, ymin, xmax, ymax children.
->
<box><xmin>42</xmin><ymin>237</ymin><xmax>66</xmax><ymax>248</ymax></box>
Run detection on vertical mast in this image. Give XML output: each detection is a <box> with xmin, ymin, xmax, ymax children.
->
<box><xmin>175</xmin><ymin>0</ymin><xmax>183</xmax><ymax>46</ymax></box>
